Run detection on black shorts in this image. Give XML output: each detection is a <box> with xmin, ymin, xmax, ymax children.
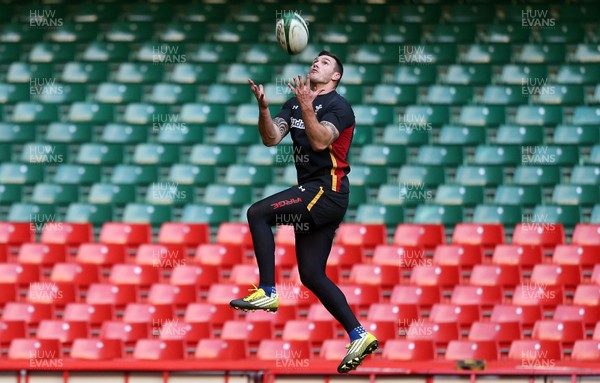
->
<box><xmin>288</xmin><ymin>178</ymin><xmax>349</xmax><ymax>227</ymax></box>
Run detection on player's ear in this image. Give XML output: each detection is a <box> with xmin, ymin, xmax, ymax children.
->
<box><xmin>332</xmin><ymin>71</ymin><xmax>341</xmax><ymax>81</ymax></box>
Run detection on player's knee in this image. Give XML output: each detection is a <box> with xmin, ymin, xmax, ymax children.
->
<box><xmin>246</xmin><ymin>202</ymin><xmax>264</xmax><ymax>222</ymax></box>
<box><xmin>298</xmin><ymin>265</ymin><xmax>320</xmax><ymax>290</ymax></box>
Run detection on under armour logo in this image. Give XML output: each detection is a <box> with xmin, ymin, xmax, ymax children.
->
<box><xmin>315</xmin><ymin>104</ymin><xmax>322</xmax><ymax>113</ymax></box>
<box><xmin>292</xmin><ymin>105</ymin><xmax>299</xmax><ymax>110</ymax></box>
<box><xmin>298</xmin><ymin>185</ymin><xmax>305</xmax><ymax>192</ymax></box>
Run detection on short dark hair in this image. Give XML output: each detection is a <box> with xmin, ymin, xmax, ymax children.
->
<box><xmin>318</xmin><ymin>50</ymin><xmax>343</xmax><ymax>82</ymax></box>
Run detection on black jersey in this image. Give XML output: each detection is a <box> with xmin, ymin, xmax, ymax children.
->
<box><xmin>276</xmin><ymin>90</ymin><xmax>355</xmax><ymax>194</ymax></box>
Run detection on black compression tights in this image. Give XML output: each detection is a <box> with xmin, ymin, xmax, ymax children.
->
<box><xmin>246</xmin><ymin>187</ymin><xmax>361</xmax><ymax>333</ymax></box>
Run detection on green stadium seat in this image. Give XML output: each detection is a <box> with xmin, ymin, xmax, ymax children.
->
<box><xmin>370</xmin><ymin>85</ymin><xmax>416</xmax><ymax>105</ymax></box>
<box><xmin>213</xmin><ymin>124</ymin><xmax>260</xmax><ymax>145</ymax></box>
<box><xmin>244</xmin><ymin>145</ymin><xmax>280</xmax><ymax>166</ymax></box>
<box><xmin>531</xmin><ymin>205</ymin><xmax>581</xmax><ymax>228</ymax></box>
<box><xmin>262</xmin><ymin>84</ymin><xmax>293</xmax><ymax>106</ymax></box>
<box><xmin>400</xmin><ymin>44</ymin><xmax>456</xmax><ymax>65</ymax></box>
<box><xmin>414</xmin><ymin>205</ymin><xmax>463</xmax><ymax>226</ymax></box>
<box><xmin>281</xmin><ymin>63</ymin><xmax>310</xmax><ymax>82</ymax></box>
<box><xmin>573</xmin><ymin>107</ymin><xmax>600</xmax><ymax>126</ymax></box>
<box><xmin>358</xmin><ymin>145</ymin><xmax>406</xmax><ymax>167</ymax></box>
<box><xmin>168</xmin><ymin>164</ymin><xmax>215</xmax><ymax>186</ymax></box>
<box><xmin>31</xmin><ymin>183</ymin><xmax>78</xmax><ymax>205</ymax></box>
<box><xmin>523</xmin><ymin>146</ymin><xmax>579</xmax><ymax>166</ymax></box>
<box><xmin>0</xmin><ymin>163</ymin><xmax>44</xmax><ymax>185</ymax></box>
<box><xmin>21</xmin><ymin>142</ymin><xmax>67</xmax><ymax>165</ymax></box>
<box><xmin>126</xmin><ymin>3</ymin><xmax>173</xmax><ymax>22</ymax></box>
<box><xmin>539</xmin><ymin>24</ymin><xmax>584</xmax><ymax>44</ymax></box>
<box><xmin>472</xmin><ymin>204</ymin><xmax>522</xmax><ymax>226</ymax></box>
<box><xmin>346</xmin><ymin>166</ymin><xmax>388</xmax><ymax>186</ymax></box>
<box><xmin>29</xmin><ymin>42</ymin><xmax>75</xmax><ymax>63</ymax></box>
<box><xmin>212</xmin><ymin>23</ymin><xmax>260</xmax><ymax>43</ymax></box>
<box><xmin>0</xmin><ymin>42</ymin><xmax>20</xmax><ymax>64</ymax></box>
<box><xmin>319</xmin><ymin>24</ymin><xmax>368</xmax><ymax>44</ymax></box>
<box><xmin>472</xmin><ymin>145</ymin><xmax>521</xmax><ymax>166</ymax></box>
<box><xmin>145</xmin><ymin>183</ymin><xmax>194</xmax><ymax>206</ymax></box>
<box><xmin>515</xmin><ymin>106</ymin><xmax>562</xmax><ymax>126</ymax></box>
<box><xmin>1</xmin><ymin>24</ymin><xmax>43</xmax><ymax>43</ymax></box>
<box><xmin>398</xmin><ymin>165</ymin><xmax>446</xmax><ymax>188</ymax></box>
<box><xmin>110</xmin><ymin>165</ymin><xmax>158</xmax><ymax>185</ymax></box>
<box><xmin>339</xmin><ymin>65</ymin><xmax>382</xmax><ymax>85</ymax></box>
<box><xmin>62</xmin><ymin>62</ymin><xmax>109</xmax><ymax>83</ymax></box>
<box><xmin>65</xmin><ymin>203</ymin><xmax>112</xmax><ymax>225</ymax></box>
<box><xmin>286</xmin><ymin>4</ymin><xmax>333</xmax><ymax>24</ymax></box>
<box><xmin>7</xmin><ymin>62</ymin><xmax>53</xmax><ymax>83</ymax></box>
<box><xmin>8</xmin><ymin>203</ymin><xmax>56</xmax><ymax>224</ymax></box>
<box><xmin>443</xmin><ymin>65</ymin><xmax>492</xmax><ymax>86</ymax></box>
<box><xmin>180</xmin><ymin>3</ymin><xmax>227</xmax><ymax>22</ymax></box>
<box><xmin>336</xmin><ymin>85</ymin><xmax>364</xmax><ymax>104</ymax></box>
<box><xmin>203</xmin><ymin>184</ymin><xmax>252</xmax><ymax>206</ymax></box>
<box><xmin>347</xmin><ymin>184</ymin><xmax>367</xmax><ymax>208</ymax></box>
<box><xmin>38</xmin><ymin>83</ymin><xmax>86</xmax><ymax>104</ymax></box>
<box><xmin>235</xmin><ymin>104</ymin><xmax>280</xmax><ymax>126</ymax></box>
<box><xmin>459</xmin><ymin>106</ymin><xmax>505</xmax><ymax>126</ymax></box>
<box><xmin>105</xmin><ymin>22</ymin><xmax>153</xmax><ymax>42</ymax></box>
<box><xmin>204</xmin><ymin>84</ymin><xmax>251</xmax><ymax>105</ymax></box>
<box><xmin>223</xmin><ymin>63</ymin><xmax>274</xmax><ymax>84</ymax></box>
<box><xmin>148</xmin><ymin>83</ymin><xmax>195</xmax><ymax>105</ymax></box>
<box><xmin>189</xmin><ymin>144</ymin><xmax>237</xmax><ymax>165</ymax></box>
<box><xmin>123</xmin><ymin>103</ymin><xmax>170</xmax><ymax>125</ymax></box>
<box><xmin>54</xmin><ymin>164</ymin><xmax>101</xmax><ymax>185</ymax></box>
<box><xmin>446</xmin><ymin>4</ymin><xmax>494</xmax><ymax>23</ymax></box>
<box><xmin>0</xmin><ymin>184</ymin><xmax>22</xmax><ymax>205</ymax></box>
<box><xmin>0</xmin><ymin>149</ymin><xmax>9</xmax><ymax>163</ymax></box>
<box><xmin>76</xmin><ymin>144</ymin><xmax>123</xmax><ymax>166</ymax></box>
<box><xmin>260</xmin><ymin>184</ymin><xmax>289</xmax><ymax>200</ymax></box>
<box><xmin>88</xmin><ymin>183</ymin><xmax>136</xmax><ymax>205</ymax></box>
<box><xmin>0</xmin><ymin>83</ymin><xmax>29</xmax><ymax>103</ymax></box>
<box><xmin>242</xmin><ymin>44</ymin><xmax>289</xmax><ymax>65</ymax></box>
<box><xmin>12</xmin><ymin>102</ymin><xmax>58</xmax><ymax>123</ymax></box>
<box><xmin>402</xmin><ymin>105</ymin><xmax>450</xmax><ymax>127</ymax></box>
<box><xmin>132</xmin><ymin>144</ymin><xmax>179</xmax><ymax>166</ymax></box>
<box><xmin>190</xmin><ymin>43</ymin><xmax>239</xmax><ymax>63</ymax></box>
<box><xmin>570</xmin><ymin>166</ymin><xmax>600</xmax><ymax>185</ymax></box>
<box><xmin>513</xmin><ymin>166</ymin><xmax>561</xmax><ymax>186</ymax></box>
<box><xmin>73</xmin><ymin>3</ymin><xmax>121</xmax><ymax>22</ymax></box>
<box><xmin>434</xmin><ymin>185</ymin><xmax>485</xmax><ymax>206</ymax></box>
<box><xmin>553</xmin><ymin>125</ymin><xmax>598</xmax><ymax>145</ymax></box>
<box><xmin>572</xmin><ymin>45</ymin><xmax>600</xmax><ymax>64</ymax></box>
<box><xmin>45</xmin><ymin>123</ymin><xmax>92</xmax><ymax>144</ymax></box>
<box><xmin>462</xmin><ymin>44</ymin><xmax>511</xmax><ymax>64</ymax></box>
<box><xmin>122</xmin><ymin>204</ymin><xmax>172</xmax><ymax>226</ymax></box>
<box><xmin>81</xmin><ymin>42</ymin><xmax>130</xmax><ymax>62</ymax></box>
<box><xmin>429</xmin><ymin>24</ymin><xmax>476</xmax><ymax>44</ymax></box>
<box><xmin>375</xmin><ymin>184</ymin><xmax>400</xmax><ymax>206</ymax></box>
<box><xmin>225</xmin><ymin>165</ymin><xmax>272</xmax><ymax>186</ymax></box>
<box><xmin>552</xmin><ymin>185</ymin><xmax>599</xmax><ymax>206</ymax></box>
<box><xmin>157</xmin><ymin>125</ymin><xmax>203</xmax><ymax>145</ymax></box>
<box><xmin>94</xmin><ymin>82</ymin><xmax>142</xmax><ymax>104</ymax></box>
<box><xmin>438</xmin><ymin>125</ymin><xmax>485</xmax><ymax>146</ymax></box>
<box><xmin>384</xmin><ymin>124</ymin><xmax>430</xmax><ymax>146</ymax></box>
<box><xmin>516</xmin><ymin>44</ymin><xmax>566</xmax><ymax>65</ymax></box>
<box><xmin>495</xmin><ymin>125</ymin><xmax>544</xmax><ymax>145</ymax></box>
<box><xmin>482</xmin><ymin>85</ymin><xmax>528</xmax><ymax>105</ymax></box>
<box><xmin>556</xmin><ymin>65</ymin><xmax>600</xmax><ymax>85</ymax></box>
<box><xmin>536</xmin><ymin>84</ymin><xmax>584</xmax><ymax>105</ymax></box>
<box><xmin>494</xmin><ymin>185</ymin><xmax>542</xmax><ymax>206</ymax></box>
<box><xmin>48</xmin><ymin>22</ymin><xmax>98</xmax><ymax>43</ymax></box>
<box><xmin>395</xmin><ymin>4</ymin><xmax>441</xmax><ymax>23</ymax></box>
<box><xmin>498</xmin><ymin>64</ymin><xmax>548</xmax><ymax>85</ymax></box>
<box><xmin>115</xmin><ymin>63</ymin><xmax>163</xmax><ymax>84</ymax></box>
<box><xmin>101</xmin><ymin>124</ymin><xmax>147</xmax><ymax>145</ymax></box>
<box><xmin>0</xmin><ymin>124</ymin><xmax>36</xmax><ymax>143</ymax></box>
<box><xmin>355</xmin><ymin>204</ymin><xmax>403</xmax><ymax>226</ymax></box>
<box><xmin>171</xmin><ymin>63</ymin><xmax>218</xmax><ymax>84</ymax></box>
<box><xmin>181</xmin><ymin>204</ymin><xmax>230</xmax><ymax>224</ymax></box>
<box><xmin>351</xmin><ymin>125</ymin><xmax>373</xmax><ymax>147</ymax></box>
<box><xmin>378</xmin><ymin>24</ymin><xmax>421</xmax><ymax>44</ymax></box>
<box><xmin>282</xmin><ymin>165</ymin><xmax>297</xmax><ymax>185</ymax></box>
<box><xmin>349</xmin><ymin>44</ymin><xmax>400</xmax><ymax>64</ymax></box>
<box><xmin>482</xmin><ymin>24</ymin><xmax>529</xmax><ymax>43</ymax></box>
<box><xmin>454</xmin><ymin>166</ymin><xmax>504</xmax><ymax>186</ymax></box>
<box><xmin>67</xmin><ymin>102</ymin><xmax>113</xmax><ymax>124</ymax></box>
<box><xmin>180</xmin><ymin>103</ymin><xmax>226</xmax><ymax>126</ymax></box>
<box><xmin>557</xmin><ymin>4</ymin><xmax>599</xmax><ymax>22</ymax></box>
<box><xmin>339</xmin><ymin>4</ymin><xmax>386</xmax><ymax>23</ymax></box>
<box><xmin>391</xmin><ymin>66</ymin><xmax>437</xmax><ymax>85</ymax></box>
<box><xmin>416</xmin><ymin>146</ymin><xmax>463</xmax><ymax>166</ymax></box>
<box><xmin>234</xmin><ymin>3</ymin><xmax>280</xmax><ymax>22</ymax></box>
<box><xmin>424</xmin><ymin>85</ymin><xmax>473</xmax><ymax>105</ymax></box>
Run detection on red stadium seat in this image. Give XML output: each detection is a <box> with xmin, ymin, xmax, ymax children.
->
<box><xmin>367</xmin><ymin>304</ymin><xmax>420</xmax><ymax>327</ymax></box>
<box><xmin>469</xmin><ymin>264</ymin><xmax>521</xmax><ymax>288</ymax></box>
<box><xmin>36</xmin><ymin>320</ymin><xmax>89</xmax><ymax>344</ymax></box>
<box><xmin>445</xmin><ymin>340</ymin><xmax>498</xmax><ymax>361</ymax></box>
<box><xmin>0</xmin><ymin>320</ymin><xmax>27</xmax><ymax>345</ymax></box>
<box><xmin>492</xmin><ymin>244</ymin><xmax>543</xmax><ymax>268</ymax></box>
<box><xmin>70</xmin><ymin>338</ymin><xmax>123</xmax><ymax>360</ymax></box>
<box><xmin>108</xmin><ymin>264</ymin><xmax>159</xmax><ymax>286</ymax></box>
<box><xmin>306</xmin><ymin>304</ymin><xmax>336</xmax><ymax>322</ymax></box>
<box><xmin>595</xmin><ymin>323</ymin><xmax>600</xmax><ymax>340</ymax></box>
<box><xmin>530</xmin><ymin>264</ymin><xmax>581</xmax><ymax>287</ymax></box>
<box><xmin>0</xmin><ymin>263</ymin><xmax>40</xmax><ymax>285</ymax></box>
<box><xmin>573</xmin><ymin>284</ymin><xmax>600</xmax><ymax>306</ymax></box>
<box><xmin>452</xmin><ymin>223</ymin><xmax>505</xmax><ymax>251</ymax></box>
<box><xmin>572</xmin><ymin>224</ymin><xmax>600</xmax><ymax>246</ymax></box>
<box><xmin>277</xmin><ymin>284</ymin><xmax>319</xmax><ymax>308</ymax></box>
<box><xmin>432</xmin><ymin>244</ymin><xmax>483</xmax><ymax>268</ymax></box>
<box><xmin>382</xmin><ymin>340</ymin><xmax>435</xmax><ymax>361</ymax></box>
<box><xmin>41</xmin><ymin>222</ymin><xmax>93</xmax><ymax>245</ymax></box>
<box><xmin>86</xmin><ymin>283</ymin><xmax>138</xmax><ymax>306</ymax></box>
<box><xmin>512</xmin><ymin>223</ymin><xmax>565</xmax><ymax>249</ymax></box>
<box><xmin>216</xmin><ymin>223</ymin><xmax>252</xmax><ymax>248</ymax></box>
<box><xmin>50</xmin><ymin>263</ymin><xmax>100</xmax><ymax>286</ymax></box>
<box><xmin>362</xmin><ymin>319</ymin><xmax>397</xmax><ymax>343</ymax></box>
<box><xmin>2</xmin><ymin>303</ymin><xmax>52</xmax><ymax>324</ymax></box>
<box><xmin>552</xmin><ymin>245</ymin><xmax>600</xmax><ymax>269</ymax></box>
<box><xmin>0</xmin><ymin>222</ymin><xmax>35</xmax><ymax>246</ymax></box>
<box><xmin>195</xmin><ymin>339</ymin><xmax>247</xmax><ymax>359</ymax></box>
<box><xmin>468</xmin><ymin>322</ymin><xmax>521</xmax><ymax>347</ymax></box>
<box><xmin>274</xmin><ymin>244</ymin><xmax>296</xmax><ymax>269</ymax></box>
<box><xmin>319</xmin><ymin>339</ymin><xmax>350</xmax><ymax>361</ymax></box>
<box><xmin>282</xmin><ymin>320</ymin><xmax>334</xmax><ymax>344</ymax></box>
<box><xmin>274</xmin><ymin>225</ymin><xmax>295</xmax><ymax>246</ymax></box>
<box><xmin>170</xmin><ymin>264</ymin><xmax>219</xmax><ymax>289</ymax></box>
<box><xmin>63</xmin><ymin>303</ymin><xmax>113</xmax><ymax>326</ymax></box>
<box><xmin>334</xmin><ymin>223</ymin><xmax>387</xmax><ymax>249</ymax></box>
<box><xmin>135</xmin><ymin>244</ymin><xmax>186</xmax><ymax>268</ymax></box>
<box><xmin>532</xmin><ymin>320</ymin><xmax>584</xmax><ymax>344</ymax></box>
<box><xmin>490</xmin><ymin>305</ymin><xmax>542</xmax><ymax>329</ymax></box>
<box><xmin>122</xmin><ymin>303</ymin><xmax>174</xmax><ymax>325</ymax></box>
<box><xmin>245</xmin><ymin>305</ymin><xmax>297</xmax><ymax>330</ymax></box>
<box><xmin>100</xmin><ymin>321</ymin><xmax>149</xmax><ymax>344</ymax></box>
<box><xmin>8</xmin><ymin>338</ymin><xmax>61</xmax><ymax>360</ymax></box>
<box><xmin>393</xmin><ymin>224</ymin><xmax>445</xmax><ymax>250</ymax></box>
<box><xmin>147</xmin><ymin>283</ymin><xmax>196</xmax><ymax>306</ymax></box>
<box><xmin>75</xmin><ymin>243</ymin><xmax>126</xmax><ymax>266</ymax></box>
<box><xmin>328</xmin><ymin>244</ymin><xmax>362</xmax><ymax>268</ymax></box>
<box><xmin>229</xmin><ymin>264</ymin><xmax>260</xmax><ymax>285</ymax></box>
<box><xmin>0</xmin><ymin>283</ymin><xmax>17</xmax><ymax>304</ymax></box>
<box><xmin>18</xmin><ymin>243</ymin><xmax>66</xmax><ymax>265</ymax></box>
<box><xmin>572</xmin><ymin>340</ymin><xmax>600</xmax><ymax>361</ymax></box>
<box><xmin>512</xmin><ymin>284</ymin><xmax>564</xmax><ymax>307</ymax></box>
<box><xmin>429</xmin><ymin>304</ymin><xmax>481</xmax><ymax>327</ymax></box>
<box><xmin>390</xmin><ymin>285</ymin><xmax>441</xmax><ymax>308</ymax></box>
<box><xmin>194</xmin><ymin>243</ymin><xmax>243</xmax><ymax>267</ymax></box>
<box><xmin>184</xmin><ymin>303</ymin><xmax>234</xmax><ymax>329</ymax></box>
<box><xmin>508</xmin><ymin>340</ymin><xmax>562</xmax><ymax>364</ymax></box>
<box><xmin>221</xmin><ymin>320</ymin><xmax>272</xmax><ymax>342</ymax></box>
<box><xmin>410</xmin><ymin>265</ymin><xmax>460</xmax><ymax>287</ymax></box>
<box><xmin>404</xmin><ymin>321</ymin><xmax>459</xmax><ymax>346</ymax></box>
<box><xmin>158</xmin><ymin>320</ymin><xmax>209</xmax><ymax>344</ymax></box>
<box><xmin>591</xmin><ymin>265</ymin><xmax>600</xmax><ymax>285</ymax></box>
<box><xmin>0</xmin><ymin>244</ymin><xmax>7</xmax><ymax>262</ymax></box>
<box><xmin>337</xmin><ymin>285</ymin><xmax>380</xmax><ymax>311</ymax></box>
<box><xmin>157</xmin><ymin>222</ymin><xmax>209</xmax><ymax>248</ymax></box>
<box><xmin>553</xmin><ymin>305</ymin><xmax>600</xmax><ymax>328</ymax></box>
<box><xmin>450</xmin><ymin>285</ymin><xmax>503</xmax><ymax>307</ymax></box>
<box><xmin>206</xmin><ymin>284</ymin><xmax>244</xmax><ymax>305</ymax></box>
<box><xmin>27</xmin><ymin>282</ymin><xmax>77</xmax><ymax>306</ymax></box>
<box><xmin>373</xmin><ymin>245</ymin><xmax>425</xmax><ymax>268</ymax></box>
<box><xmin>349</xmin><ymin>264</ymin><xmax>400</xmax><ymax>287</ymax></box>
<box><xmin>133</xmin><ymin>339</ymin><xmax>184</xmax><ymax>360</ymax></box>
<box><xmin>99</xmin><ymin>223</ymin><xmax>152</xmax><ymax>246</ymax></box>
<box><xmin>256</xmin><ymin>339</ymin><xmax>311</xmax><ymax>361</ymax></box>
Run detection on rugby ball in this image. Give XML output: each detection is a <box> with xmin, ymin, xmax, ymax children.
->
<box><xmin>276</xmin><ymin>12</ymin><xmax>309</xmax><ymax>55</ymax></box>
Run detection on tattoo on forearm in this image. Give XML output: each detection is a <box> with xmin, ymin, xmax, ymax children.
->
<box><xmin>321</xmin><ymin>121</ymin><xmax>340</xmax><ymax>142</ymax></box>
<box><xmin>274</xmin><ymin>117</ymin><xmax>290</xmax><ymax>137</ymax></box>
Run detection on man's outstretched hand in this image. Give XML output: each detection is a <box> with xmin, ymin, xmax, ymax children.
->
<box><xmin>249</xmin><ymin>79</ymin><xmax>268</xmax><ymax>109</ymax></box>
<box><xmin>288</xmin><ymin>74</ymin><xmax>324</xmax><ymax>111</ymax></box>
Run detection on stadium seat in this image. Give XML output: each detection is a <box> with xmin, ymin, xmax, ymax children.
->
<box><xmin>512</xmin><ymin>223</ymin><xmax>565</xmax><ymax>249</ymax></box>
<box><xmin>95</xmin><ymin>83</ymin><xmax>142</xmax><ymax>104</ymax></box>
<box><xmin>86</xmin><ymin>283</ymin><xmax>137</xmax><ymax>307</ymax></box>
<box><xmin>452</xmin><ymin>223</ymin><xmax>505</xmax><ymax>249</ymax></box>
<box><xmin>0</xmin><ymin>320</ymin><xmax>26</xmax><ymax>346</ymax></box>
<box><xmin>444</xmin><ymin>65</ymin><xmax>492</xmax><ymax>86</ymax></box>
<box><xmin>432</xmin><ymin>244</ymin><xmax>483</xmax><ymax>268</ymax></box>
<box><xmin>390</xmin><ymin>285</ymin><xmax>441</xmax><ymax>309</ymax></box>
<box><xmin>482</xmin><ymin>24</ymin><xmax>529</xmax><ymax>43</ymax></box>
<box><xmin>572</xmin><ymin>285</ymin><xmax>600</xmax><ymax>306</ymax></box>
<box><xmin>450</xmin><ymin>285</ymin><xmax>503</xmax><ymax>307</ymax></box>
<box><xmin>99</xmin><ymin>223</ymin><xmax>152</xmax><ymax>246</ymax></box>
<box><xmin>572</xmin><ymin>340</ymin><xmax>600</xmax><ymax>361</ymax></box>
<box><xmin>552</xmin><ymin>305</ymin><xmax>599</xmax><ymax>329</ymax></box>
<box><xmin>0</xmin><ymin>263</ymin><xmax>40</xmax><ymax>285</ymax></box>
<box><xmin>508</xmin><ymin>340</ymin><xmax>562</xmax><ymax>364</ymax></box>
<box><xmin>0</xmin><ymin>222</ymin><xmax>35</xmax><ymax>245</ymax></box>
<box><xmin>570</xmin><ymin>166</ymin><xmax>600</xmax><ymax>185</ymax></box>
<box><xmin>512</xmin><ymin>284</ymin><xmax>564</xmax><ymax>307</ymax></box>
<box><xmin>445</xmin><ymin>340</ymin><xmax>498</xmax><ymax>361</ymax></box>
<box><xmin>413</xmin><ymin>205</ymin><xmax>464</xmax><ymax>227</ymax></box>
<box><xmin>334</xmin><ymin>224</ymin><xmax>387</xmax><ymax>249</ymax></box>
<box><xmin>471</xmin><ymin>145</ymin><xmax>521</xmax><ymax>166</ymax></box>
<box><xmin>194</xmin><ymin>243</ymin><xmax>243</xmax><ymax>268</ymax></box>
<box><xmin>63</xmin><ymin>303</ymin><xmax>113</xmax><ymax>327</ymax></box>
<box><xmin>195</xmin><ymin>339</ymin><xmax>246</xmax><ymax>360</ymax></box>
<box><xmin>470</xmin><ymin>265</ymin><xmax>521</xmax><ymax>288</ymax></box>
<box><xmin>482</xmin><ymin>85</ymin><xmax>529</xmax><ymax>105</ymax></box>
<box><xmin>8</xmin><ymin>339</ymin><xmax>62</xmax><ymax>361</ymax></box>
<box><xmin>18</xmin><ymin>243</ymin><xmax>66</xmax><ymax>265</ymax></box>
<box><xmin>494</xmin><ymin>185</ymin><xmax>542</xmax><ymax>206</ymax></box>
<box><xmin>70</xmin><ymin>339</ymin><xmax>123</xmax><ymax>360</ymax></box>
<box><xmin>133</xmin><ymin>339</ymin><xmax>184</xmax><ymax>360</ymax></box>
<box><xmin>572</xmin><ymin>224</ymin><xmax>600</xmax><ymax>245</ymax></box>
<box><xmin>404</xmin><ymin>321</ymin><xmax>459</xmax><ymax>346</ymax></box>
<box><xmin>382</xmin><ymin>340</ymin><xmax>435</xmax><ymax>361</ymax></box>
<box><xmin>410</xmin><ymin>265</ymin><xmax>460</xmax><ymax>287</ymax></box>
<box><xmin>455</xmin><ymin>166</ymin><xmax>504</xmax><ymax>187</ymax></box>
<box><xmin>468</xmin><ymin>322</ymin><xmax>521</xmax><ymax>347</ymax></box>
<box><xmin>36</xmin><ymin>320</ymin><xmax>89</xmax><ymax>344</ymax></box>
<box><xmin>393</xmin><ymin>224</ymin><xmax>445</xmax><ymax>250</ymax></box>
<box><xmin>50</xmin><ymin>263</ymin><xmax>99</xmax><ymax>286</ymax></box>
<box><xmin>490</xmin><ymin>305</ymin><xmax>542</xmax><ymax>329</ymax></box>
<box><xmin>110</xmin><ymin>165</ymin><xmax>158</xmax><ymax>185</ymax></box>
<box><xmin>462</xmin><ymin>44</ymin><xmax>511</xmax><ymax>64</ymax></box>
<box><xmin>349</xmin><ymin>264</ymin><xmax>400</xmax><ymax>287</ymax></box>
<box><xmin>2</xmin><ymin>302</ymin><xmax>53</xmax><ymax>324</ymax></box>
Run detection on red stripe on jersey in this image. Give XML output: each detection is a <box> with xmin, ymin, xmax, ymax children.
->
<box><xmin>329</xmin><ymin>124</ymin><xmax>354</xmax><ymax>192</ymax></box>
